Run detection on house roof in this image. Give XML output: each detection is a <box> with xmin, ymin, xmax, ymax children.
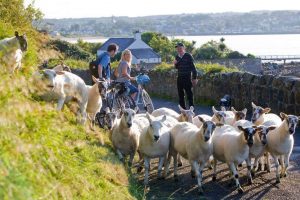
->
<box><xmin>131</xmin><ymin>48</ymin><xmax>161</xmax><ymax>59</ymax></box>
<box><xmin>98</xmin><ymin>38</ymin><xmax>135</xmax><ymax>51</ymax></box>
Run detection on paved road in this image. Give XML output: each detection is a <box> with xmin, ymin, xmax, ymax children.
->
<box><xmin>136</xmin><ymin>98</ymin><xmax>300</xmax><ymax>200</ymax></box>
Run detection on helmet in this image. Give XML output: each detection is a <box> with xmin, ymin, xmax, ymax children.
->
<box><xmin>136</xmin><ymin>74</ymin><xmax>150</xmax><ymax>85</ymax></box>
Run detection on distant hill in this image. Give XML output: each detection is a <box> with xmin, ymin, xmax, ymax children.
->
<box><xmin>35</xmin><ymin>10</ymin><xmax>300</xmax><ymax>37</ymax></box>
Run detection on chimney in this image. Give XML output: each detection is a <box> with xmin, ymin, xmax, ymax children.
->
<box><xmin>134</xmin><ymin>30</ymin><xmax>141</xmax><ymax>40</ymax></box>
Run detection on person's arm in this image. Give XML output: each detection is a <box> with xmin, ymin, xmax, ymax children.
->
<box><xmin>98</xmin><ymin>64</ymin><xmax>103</xmax><ymax>78</ymax></box>
<box><xmin>98</xmin><ymin>55</ymin><xmax>110</xmax><ymax>79</ymax></box>
<box><xmin>174</xmin><ymin>55</ymin><xmax>180</xmax><ymax>69</ymax></box>
<box><xmin>190</xmin><ymin>54</ymin><xmax>197</xmax><ymax>80</ymax></box>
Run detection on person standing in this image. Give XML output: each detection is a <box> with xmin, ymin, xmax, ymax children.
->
<box><xmin>174</xmin><ymin>42</ymin><xmax>198</xmax><ymax>109</ymax></box>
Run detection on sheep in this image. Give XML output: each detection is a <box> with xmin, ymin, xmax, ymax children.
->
<box><xmin>168</xmin><ymin>117</ymin><xmax>220</xmax><ymax>194</ymax></box>
<box><xmin>111</xmin><ymin>108</ymin><xmax>140</xmax><ymax>167</ymax></box>
<box><xmin>136</xmin><ymin>113</ymin><xmax>178</xmax><ymax>186</ymax></box>
<box><xmin>266</xmin><ymin>112</ymin><xmax>299</xmax><ymax>183</ymax></box>
<box><xmin>152</xmin><ymin>105</ymin><xmax>195</xmax><ymax>123</ymax></box>
<box><xmin>193</xmin><ymin>107</ymin><xmax>247</xmax><ymax>128</ymax></box>
<box><xmin>41</xmin><ymin>69</ymin><xmax>88</xmax><ymax>124</ymax></box>
<box><xmin>212</xmin><ymin>124</ymin><xmax>256</xmax><ymax>193</ymax></box>
<box><xmin>86</xmin><ymin>76</ymin><xmax>107</xmax><ymax>130</ymax></box>
<box><xmin>0</xmin><ymin>31</ymin><xmax>27</xmax><ymax>73</ymax></box>
<box><xmin>251</xmin><ymin>102</ymin><xmax>282</xmax><ymax>126</ymax></box>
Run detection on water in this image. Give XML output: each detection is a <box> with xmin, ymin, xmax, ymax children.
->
<box><xmin>60</xmin><ymin>34</ymin><xmax>300</xmax><ymax>56</ymax></box>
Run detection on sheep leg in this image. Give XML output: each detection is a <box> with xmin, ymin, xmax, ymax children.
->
<box><xmin>246</xmin><ymin>157</ymin><xmax>253</xmax><ymax>185</ymax></box>
<box><xmin>281</xmin><ymin>154</ymin><xmax>289</xmax><ymax>178</ymax></box>
<box><xmin>212</xmin><ymin>159</ymin><xmax>217</xmax><ymax>181</ymax></box>
<box><xmin>57</xmin><ymin>97</ymin><xmax>66</xmax><ymax>111</ymax></box>
<box><xmin>163</xmin><ymin>154</ymin><xmax>169</xmax><ymax>178</ymax></box>
<box><xmin>252</xmin><ymin>157</ymin><xmax>260</xmax><ymax>176</ymax></box>
<box><xmin>177</xmin><ymin>155</ymin><xmax>183</xmax><ymax>167</ymax></box>
<box><xmin>192</xmin><ymin>160</ymin><xmax>204</xmax><ymax>194</ymax></box>
<box><xmin>144</xmin><ymin>157</ymin><xmax>150</xmax><ymax>186</ymax></box>
<box><xmin>116</xmin><ymin>149</ymin><xmax>125</xmax><ymax>164</ymax></box>
<box><xmin>78</xmin><ymin>101</ymin><xmax>87</xmax><ymax>124</ymax></box>
<box><xmin>173</xmin><ymin>153</ymin><xmax>179</xmax><ymax>181</ymax></box>
<box><xmin>128</xmin><ymin>153</ymin><xmax>134</xmax><ymax>168</ymax></box>
<box><xmin>191</xmin><ymin>163</ymin><xmax>196</xmax><ymax>178</ymax></box>
<box><xmin>271</xmin><ymin>154</ymin><xmax>280</xmax><ymax>183</ymax></box>
<box><xmin>137</xmin><ymin>151</ymin><xmax>144</xmax><ymax>173</ymax></box>
<box><xmin>229</xmin><ymin>162</ymin><xmax>243</xmax><ymax>193</ymax></box>
<box><xmin>157</xmin><ymin>156</ymin><xmax>165</xmax><ymax>179</ymax></box>
<box><xmin>265</xmin><ymin>152</ymin><xmax>271</xmax><ymax>172</ymax></box>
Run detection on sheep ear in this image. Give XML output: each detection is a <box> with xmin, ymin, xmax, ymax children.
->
<box><xmin>161</xmin><ymin>115</ymin><xmax>167</xmax><ymax>122</ymax></box>
<box><xmin>216</xmin><ymin>123</ymin><xmax>224</xmax><ymax>127</ymax></box>
<box><xmin>189</xmin><ymin>106</ymin><xmax>194</xmax><ymax>112</ymax></box>
<box><xmin>268</xmin><ymin>126</ymin><xmax>277</xmax><ymax>131</ymax></box>
<box><xmin>251</xmin><ymin>102</ymin><xmax>257</xmax><ymax>109</ymax></box>
<box><xmin>92</xmin><ymin>75</ymin><xmax>99</xmax><ymax>83</ymax></box>
<box><xmin>242</xmin><ymin>108</ymin><xmax>247</xmax><ymax>115</ymax></box>
<box><xmin>56</xmin><ymin>71</ymin><xmax>65</xmax><ymax>75</ymax></box>
<box><xmin>198</xmin><ymin>116</ymin><xmax>205</xmax><ymax>123</ymax></box>
<box><xmin>15</xmin><ymin>31</ymin><xmax>19</xmax><ymax>37</ymax></box>
<box><xmin>237</xmin><ymin>126</ymin><xmax>244</xmax><ymax>131</ymax></box>
<box><xmin>134</xmin><ymin>106</ymin><xmax>139</xmax><ymax>113</ymax></box>
<box><xmin>280</xmin><ymin>112</ymin><xmax>288</xmax><ymax>119</ymax></box>
<box><xmin>146</xmin><ymin>112</ymin><xmax>152</xmax><ymax>123</ymax></box>
<box><xmin>178</xmin><ymin>105</ymin><xmax>184</xmax><ymax>112</ymax></box>
<box><xmin>212</xmin><ymin>106</ymin><xmax>217</xmax><ymax>114</ymax></box>
<box><xmin>231</xmin><ymin>107</ymin><xmax>237</xmax><ymax>112</ymax></box>
<box><xmin>263</xmin><ymin>108</ymin><xmax>271</xmax><ymax>113</ymax></box>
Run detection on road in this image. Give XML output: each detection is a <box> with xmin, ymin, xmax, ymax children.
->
<box><xmin>136</xmin><ymin>98</ymin><xmax>300</xmax><ymax>200</ymax></box>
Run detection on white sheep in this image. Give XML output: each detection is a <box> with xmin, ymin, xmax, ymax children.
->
<box><xmin>0</xmin><ymin>31</ymin><xmax>27</xmax><ymax>73</ymax></box>
<box><xmin>111</xmin><ymin>108</ymin><xmax>140</xmax><ymax>167</ymax></box>
<box><xmin>266</xmin><ymin>112</ymin><xmax>299</xmax><ymax>183</ymax></box>
<box><xmin>41</xmin><ymin>69</ymin><xmax>88</xmax><ymax>124</ymax></box>
<box><xmin>168</xmin><ymin>117</ymin><xmax>220</xmax><ymax>194</ymax></box>
<box><xmin>212</xmin><ymin>124</ymin><xmax>256</xmax><ymax>193</ymax></box>
<box><xmin>251</xmin><ymin>102</ymin><xmax>282</xmax><ymax>126</ymax></box>
<box><xmin>86</xmin><ymin>76</ymin><xmax>108</xmax><ymax>130</ymax></box>
<box><xmin>135</xmin><ymin>113</ymin><xmax>178</xmax><ymax>186</ymax></box>
<box><xmin>152</xmin><ymin>105</ymin><xmax>195</xmax><ymax>123</ymax></box>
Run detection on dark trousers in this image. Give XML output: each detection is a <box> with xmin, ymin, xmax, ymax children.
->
<box><xmin>177</xmin><ymin>76</ymin><xmax>194</xmax><ymax>109</ymax></box>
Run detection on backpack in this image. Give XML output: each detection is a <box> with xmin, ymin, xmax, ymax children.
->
<box><xmin>89</xmin><ymin>53</ymin><xmax>106</xmax><ymax>79</ymax></box>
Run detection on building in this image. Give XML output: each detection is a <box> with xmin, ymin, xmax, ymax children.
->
<box><xmin>97</xmin><ymin>31</ymin><xmax>161</xmax><ymax>66</ymax></box>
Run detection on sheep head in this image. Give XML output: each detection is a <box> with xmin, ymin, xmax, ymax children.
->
<box><xmin>15</xmin><ymin>31</ymin><xmax>27</xmax><ymax>52</ymax></box>
<box><xmin>237</xmin><ymin>126</ymin><xmax>256</xmax><ymax>147</ymax></box>
<box><xmin>254</xmin><ymin>125</ymin><xmax>277</xmax><ymax>145</ymax></box>
<box><xmin>231</xmin><ymin>107</ymin><xmax>247</xmax><ymax>121</ymax></box>
<box><xmin>280</xmin><ymin>112</ymin><xmax>299</xmax><ymax>135</ymax></box>
<box><xmin>121</xmin><ymin>108</ymin><xmax>136</xmax><ymax>128</ymax></box>
<box><xmin>146</xmin><ymin>113</ymin><xmax>166</xmax><ymax>142</ymax></box>
<box><xmin>251</xmin><ymin>102</ymin><xmax>271</xmax><ymax>124</ymax></box>
<box><xmin>212</xmin><ymin>106</ymin><xmax>226</xmax><ymax>124</ymax></box>
<box><xmin>178</xmin><ymin>105</ymin><xmax>195</xmax><ymax>123</ymax></box>
<box><xmin>198</xmin><ymin>116</ymin><xmax>222</xmax><ymax>142</ymax></box>
<box><xmin>92</xmin><ymin>76</ymin><xmax>108</xmax><ymax>99</ymax></box>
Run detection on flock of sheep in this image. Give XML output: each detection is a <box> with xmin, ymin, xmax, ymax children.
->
<box><xmin>109</xmin><ymin>102</ymin><xmax>299</xmax><ymax>195</ymax></box>
<box><xmin>2</xmin><ymin>32</ymin><xmax>299</xmax><ymax>196</ymax></box>
<box><xmin>32</xmin><ymin>62</ymin><xmax>299</xmax><ymax>196</ymax></box>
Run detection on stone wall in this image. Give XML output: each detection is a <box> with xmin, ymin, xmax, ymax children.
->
<box><xmin>197</xmin><ymin>58</ymin><xmax>262</xmax><ymax>74</ymax></box>
<box><xmin>72</xmin><ymin>68</ymin><xmax>300</xmax><ymax>115</ymax></box>
<box><xmin>145</xmin><ymin>70</ymin><xmax>300</xmax><ymax>115</ymax></box>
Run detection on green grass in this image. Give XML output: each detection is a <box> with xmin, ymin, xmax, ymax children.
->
<box><xmin>0</xmin><ymin>71</ymin><xmax>144</xmax><ymax>200</ymax></box>
<box><xmin>48</xmin><ymin>58</ymin><xmax>90</xmax><ymax>70</ymax></box>
<box><xmin>153</xmin><ymin>62</ymin><xmax>239</xmax><ymax>74</ymax></box>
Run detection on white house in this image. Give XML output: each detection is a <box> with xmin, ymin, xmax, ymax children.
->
<box><xmin>97</xmin><ymin>31</ymin><xmax>161</xmax><ymax>66</ymax></box>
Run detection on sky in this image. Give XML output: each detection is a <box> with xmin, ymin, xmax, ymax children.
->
<box><xmin>24</xmin><ymin>0</ymin><xmax>300</xmax><ymax>19</ymax></box>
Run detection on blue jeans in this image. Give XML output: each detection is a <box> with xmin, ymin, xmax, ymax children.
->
<box><xmin>126</xmin><ymin>82</ymin><xmax>138</xmax><ymax>94</ymax></box>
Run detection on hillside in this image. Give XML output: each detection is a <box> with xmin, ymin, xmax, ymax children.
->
<box><xmin>0</xmin><ymin>71</ymin><xmax>143</xmax><ymax>199</ymax></box>
<box><xmin>37</xmin><ymin>10</ymin><xmax>300</xmax><ymax>37</ymax></box>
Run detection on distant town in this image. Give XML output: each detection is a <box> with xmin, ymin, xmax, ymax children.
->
<box><xmin>35</xmin><ymin>11</ymin><xmax>300</xmax><ymax>37</ymax></box>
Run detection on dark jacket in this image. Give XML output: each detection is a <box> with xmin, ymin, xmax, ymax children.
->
<box><xmin>175</xmin><ymin>52</ymin><xmax>197</xmax><ymax>79</ymax></box>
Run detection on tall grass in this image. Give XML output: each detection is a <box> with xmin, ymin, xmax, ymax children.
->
<box><xmin>0</xmin><ymin>71</ymin><xmax>144</xmax><ymax>199</ymax></box>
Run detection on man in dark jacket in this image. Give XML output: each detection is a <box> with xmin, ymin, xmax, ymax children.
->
<box><xmin>174</xmin><ymin>42</ymin><xmax>198</xmax><ymax>109</ymax></box>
